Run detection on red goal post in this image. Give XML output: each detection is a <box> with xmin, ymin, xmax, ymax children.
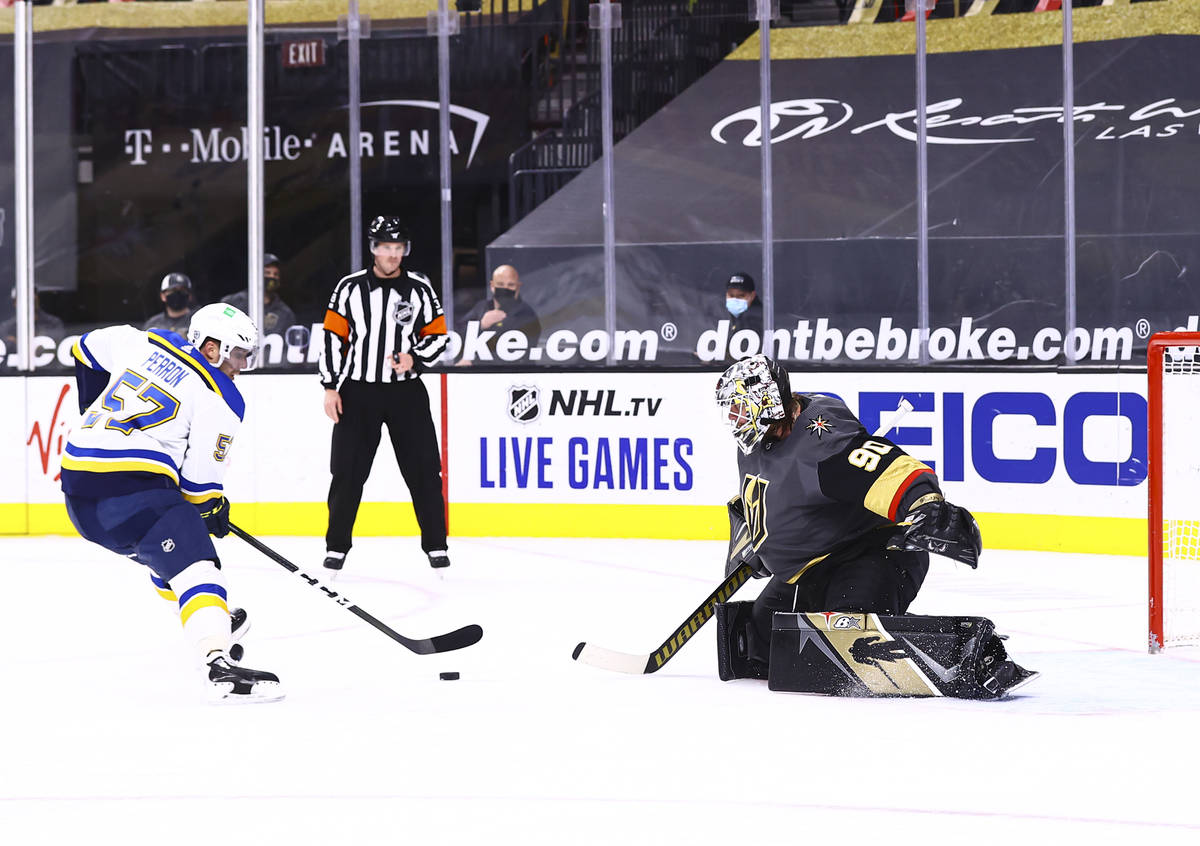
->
<box><xmin>1148</xmin><ymin>332</ymin><xmax>1200</xmax><ymax>652</ymax></box>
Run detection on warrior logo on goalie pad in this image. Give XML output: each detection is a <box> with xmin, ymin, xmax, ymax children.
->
<box><xmin>507</xmin><ymin>386</ymin><xmax>541</xmax><ymax>423</ymax></box>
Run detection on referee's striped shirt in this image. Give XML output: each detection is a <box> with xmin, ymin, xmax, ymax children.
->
<box><xmin>320</xmin><ymin>267</ymin><xmax>448</xmax><ymax>389</ymax></box>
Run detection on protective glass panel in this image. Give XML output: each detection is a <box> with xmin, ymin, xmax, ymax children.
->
<box><xmin>612</xmin><ymin>1</ymin><xmax>758</xmax><ymax>369</ymax></box>
<box><xmin>0</xmin><ymin>28</ymin><xmax>13</xmax><ymax>371</ymax></box>
<box><xmin>924</xmin><ymin>21</ymin><xmax>1067</xmax><ymax>368</ymax></box>
<box><xmin>484</xmin><ymin>0</ymin><xmax>756</xmax><ymax>369</ymax></box>
<box><xmin>7</xmin><ymin>10</ymin><xmax>257</xmax><ymax>373</ymax></box>
<box><xmin>450</xmin><ymin>4</ymin><xmax>584</xmax><ymax>368</ymax></box>
<box><xmin>1072</xmin><ymin>29</ymin><xmax>1200</xmax><ymax>363</ymax></box>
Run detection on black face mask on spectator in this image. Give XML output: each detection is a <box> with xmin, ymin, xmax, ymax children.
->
<box><xmin>492</xmin><ymin>287</ymin><xmax>517</xmax><ymax>307</ymax></box>
<box><xmin>165</xmin><ymin>290</ymin><xmax>189</xmax><ymax>310</ymax></box>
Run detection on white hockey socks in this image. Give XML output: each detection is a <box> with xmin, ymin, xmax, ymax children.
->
<box><xmin>170</xmin><ymin>560</ymin><xmax>231</xmax><ymax>660</ymax></box>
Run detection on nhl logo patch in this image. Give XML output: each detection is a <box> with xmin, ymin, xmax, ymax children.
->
<box><xmin>507</xmin><ymin>385</ymin><xmax>541</xmax><ymax>423</ymax></box>
<box><xmin>161</xmin><ymin>538</ymin><xmax>176</xmax><ymax>553</ymax></box>
<box><xmin>806</xmin><ymin>415</ymin><xmax>833</xmax><ymax>438</ymax></box>
<box><xmin>392</xmin><ymin>299</ymin><xmax>415</xmax><ymax>325</ymax></box>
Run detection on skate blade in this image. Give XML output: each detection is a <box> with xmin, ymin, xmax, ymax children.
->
<box><xmin>206</xmin><ymin>681</ymin><xmax>286</xmax><ymax>705</ymax></box>
<box><xmin>1001</xmin><ymin>669</ymin><xmax>1040</xmax><ymax>697</ymax></box>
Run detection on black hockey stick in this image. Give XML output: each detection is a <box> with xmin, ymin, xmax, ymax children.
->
<box><xmin>229</xmin><ymin>524</ymin><xmax>483</xmax><ymax>655</ymax></box>
<box><xmin>572</xmin><ymin>398</ymin><xmax>916</xmax><ymax>675</ymax></box>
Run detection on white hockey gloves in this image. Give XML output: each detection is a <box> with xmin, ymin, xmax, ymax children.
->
<box><xmin>888</xmin><ymin>495</ymin><xmax>982</xmax><ymax>568</ymax></box>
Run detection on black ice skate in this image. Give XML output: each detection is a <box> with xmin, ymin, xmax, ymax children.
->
<box><xmin>323</xmin><ymin>551</ymin><xmax>346</xmax><ymax>580</ymax></box>
<box><xmin>978</xmin><ymin>636</ymin><xmax>1038</xmax><ymax>698</ymax></box>
<box><xmin>230</xmin><ymin>607</ymin><xmax>250</xmax><ymax>641</ymax></box>
<box><xmin>205</xmin><ymin>651</ymin><xmax>284</xmax><ymax>704</ymax></box>
<box><xmin>427</xmin><ymin>550</ymin><xmax>451</xmax><ymax>569</ymax></box>
<box><xmin>228</xmin><ymin>607</ymin><xmax>250</xmax><ymax>662</ymax></box>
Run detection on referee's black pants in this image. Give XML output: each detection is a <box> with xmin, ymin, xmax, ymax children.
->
<box><xmin>326</xmin><ymin>379</ymin><xmax>447</xmax><ymax>555</ymax></box>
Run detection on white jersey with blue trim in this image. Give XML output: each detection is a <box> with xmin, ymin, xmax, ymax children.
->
<box><xmin>62</xmin><ymin>325</ymin><xmax>246</xmax><ymax>504</ymax></box>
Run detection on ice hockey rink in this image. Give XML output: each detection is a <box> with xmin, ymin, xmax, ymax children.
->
<box><xmin>3</xmin><ymin>533</ymin><xmax>1199</xmax><ymax>846</ymax></box>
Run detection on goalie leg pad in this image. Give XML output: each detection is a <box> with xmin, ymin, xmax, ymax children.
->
<box><xmin>768</xmin><ymin>612</ymin><xmax>1034</xmax><ymax>698</ymax></box>
<box><xmin>715</xmin><ymin>602</ymin><xmax>769</xmax><ymax>681</ymax></box>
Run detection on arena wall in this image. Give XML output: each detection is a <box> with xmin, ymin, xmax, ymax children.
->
<box><xmin>1</xmin><ymin>369</ymin><xmax>1148</xmax><ymax>556</ymax></box>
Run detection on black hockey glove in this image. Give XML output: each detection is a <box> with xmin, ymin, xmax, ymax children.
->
<box><xmin>888</xmin><ymin>496</ymin><xmax>981</xmax><ymax>568</ymax></box>
<box><xmin>727</xmin><ymin>496</ymin><xmax>770</xmax><ymax>579</ymax></box>
<box><xmin>199</xmin><ymin>497</ymin><xmax>232</xmax><ymax>538</ymax></box>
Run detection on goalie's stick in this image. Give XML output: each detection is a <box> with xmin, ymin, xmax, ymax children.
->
<box><xmin>572</xmin><ymin>397</ymin><xmax>915</xmax><ymax>675</ymax></box>
<box><xmin>229</xmin><ymin>524</ymin><xmax>483</xmax><ymax>655</ymax></box>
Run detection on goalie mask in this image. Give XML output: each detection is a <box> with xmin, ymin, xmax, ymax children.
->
<box><xmin>187</xmin><ymin>303</ymin><xmax>259</xmax><ymax>369</ymax></box>
<box><xmin>715</xmin><ymin>355</ymin><xmax>794</xmax><ymax>455</ymax></box>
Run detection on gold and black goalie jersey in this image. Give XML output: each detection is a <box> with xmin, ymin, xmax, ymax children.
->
<box><xmin>735</xmin><ymin>392</ymin><xmax>941</xmax><ymax>585</ymax></box>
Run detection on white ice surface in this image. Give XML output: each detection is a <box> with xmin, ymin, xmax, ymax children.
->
<box><xmin>3</xmin><ymin>535</ymin><xmax>1200</xmax><ymax>845</ymax></box>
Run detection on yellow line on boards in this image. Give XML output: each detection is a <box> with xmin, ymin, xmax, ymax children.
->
<box><xmin>1</xmin><ymin>502</ymin><xmax>1147</xmax><ymax>556</ymax></box>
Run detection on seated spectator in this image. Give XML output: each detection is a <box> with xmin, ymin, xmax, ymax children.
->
<box><xmin>724</xmin><ymin>270</ymin><xmax>763</xmax><ymax>337</ymax></box>
<box><xmin>143</xmin><ymin>272</ymin><xmax>195</xmax><ymax>337</ymax></box>
<box><xmin>0</xmin><ymin>285</ymin><xmax>65</xmax><ymax>350</ymax></box>
<box><xmin>457</xmin><ymin>264</ymin><xmax>541</xmax><ymax>365</ymax></box>
<box><xmin>222</xmin><ymin>252</ymin><xmax>298</xmax><ymax>335</ymax></box>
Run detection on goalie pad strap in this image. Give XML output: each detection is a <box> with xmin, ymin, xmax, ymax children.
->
<box><xmin>716</xmin><ymin>601</ymin><xmax>768</xmax><ymax>681</ymax></box>
<box><xmin>767</xmin><ymin>612</ymin><xmax>996</xmax><ymax>699</ymax></box>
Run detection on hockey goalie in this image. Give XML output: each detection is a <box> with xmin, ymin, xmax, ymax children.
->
<box><xmin>714</xmin><ymin>355</ymin><xmax>1036</xmax><ymax>699</ymax></box>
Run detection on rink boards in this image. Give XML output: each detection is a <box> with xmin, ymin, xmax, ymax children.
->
<box><xmin>0</xmin><ymin>369</ymin><xmax>1149</xmax><ymax>554</ymax></box>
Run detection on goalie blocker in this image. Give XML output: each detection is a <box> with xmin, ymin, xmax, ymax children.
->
<box><xmin>717</xmin><ymin>601</ymin><xmax>1037</xmax><ymax>699</ymax></box>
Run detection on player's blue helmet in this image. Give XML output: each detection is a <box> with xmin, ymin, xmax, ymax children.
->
<box><xmin>715</xmin><ymin>355</ymin><xmax>793</xmax><ymax>455</ymax></box>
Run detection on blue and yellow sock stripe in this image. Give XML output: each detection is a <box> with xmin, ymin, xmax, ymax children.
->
<box><xmin>177</xmin><ymin>583</ymin><xmax>229</xmax><ymax>625</ymax></box>
<box><xmin>149</xmin><ymin>573</ymin><xmax>177</xmax><ymax>603</ymax></box>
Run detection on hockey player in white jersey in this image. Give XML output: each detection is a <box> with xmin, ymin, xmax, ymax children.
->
<box><xmin>62</xmin><ymin>303</ymin><xmax>283</xmax><ymax>703</ymax></box>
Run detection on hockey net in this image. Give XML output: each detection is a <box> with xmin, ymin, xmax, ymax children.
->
<box><xmin>1149</xmin><ymin>333</ymin><xmax>1200</xmax><ymax>652</ymax></box>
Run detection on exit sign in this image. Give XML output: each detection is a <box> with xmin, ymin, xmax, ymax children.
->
<box><xmin>282</xmin><ymin>40</ymin><xmax>326</xmax><ymax>68</ymax></box>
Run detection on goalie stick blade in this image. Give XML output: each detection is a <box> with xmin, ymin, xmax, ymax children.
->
<box><xmin>572</xmin><ymin>641</ymin><xmax>656</xmax><ymax>675</ymax></box>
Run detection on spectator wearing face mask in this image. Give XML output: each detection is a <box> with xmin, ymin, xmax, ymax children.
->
<box><xmin>456</xmin><ymin>264</ymin><xmax>542</xmax><ymax>365</ymax></box>
<box><xmin>143</xmin><ymin>273</ymin><xmax>195</xmax><ymax>338</ymax></box>
<box><xmin>724</xmin><ymin>271</ymin><xmax>763</xmax><ymax>338</ymax></box>
<box><xmin>222</xmin><ymin>252</ymin><xmax>298</xmax><ymax>336</ymax></box>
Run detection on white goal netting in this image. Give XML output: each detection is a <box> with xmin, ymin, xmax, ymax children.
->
<box><xmin>1157</xmin><ymin>341</ymin><xmax>1200</xmax><ymax>648</ymax></box>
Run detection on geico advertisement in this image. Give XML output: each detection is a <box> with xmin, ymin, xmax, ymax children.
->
<box><xmin>794</xmin><ymin>371</ymin><xmax>1147</xmax><ymax>519</ymax></box>
<box><xmin>451</xmin><ymin>370</ymin><xmax>1149</xmax><ymax>518</ymax></box>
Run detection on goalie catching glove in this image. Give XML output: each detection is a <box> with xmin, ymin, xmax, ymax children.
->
<box><xmin>887</xmin><ymin>495</ymin><xmax>981</xmax><ymax>568</ymax></box>
<box><xmin>199</xmin><ymin>496</ymin><xmax>232</xmax><ymax>538</ymax></box>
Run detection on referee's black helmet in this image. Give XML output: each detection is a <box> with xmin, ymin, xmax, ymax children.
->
<box><xmin>367</xmin><ymin>215</ymin><xmax>411</xmax><ymax>256</ymax></box>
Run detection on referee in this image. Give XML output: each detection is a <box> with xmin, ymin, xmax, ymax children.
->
<box><xmin>319</xmin><ymin>215</ymin><xmax>450</xmax><ymax>574</ymax></box>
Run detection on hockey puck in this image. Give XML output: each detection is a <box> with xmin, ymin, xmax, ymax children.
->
<box><xmin>229</xmin><ymin>643</ymin><xmax>245</xmax><ymax>661</ymax></box>
<box><xmin>439</xmin><ymin>672</ymin><xmax>460</xmax><ymax>681</ymax></box>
